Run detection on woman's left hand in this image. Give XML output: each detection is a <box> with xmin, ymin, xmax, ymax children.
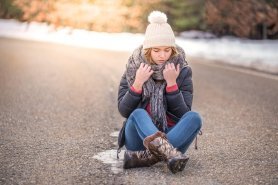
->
<box><xmin>163</xmin><ymin>63</ymin><xmax>180</xmax><ymax>86</ymax></box>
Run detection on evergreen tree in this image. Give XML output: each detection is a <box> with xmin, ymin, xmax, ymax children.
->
<box><xmin>0</xmin><ymin>0</ymin><xmax>22</xmax><ymax>19</ymax></box>
<box><xmin>159</xmin><ymin>0</ymin><xmax>206</xmax><ymax>32</ymax></box>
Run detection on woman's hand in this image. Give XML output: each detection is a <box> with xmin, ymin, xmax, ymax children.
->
<box><xmin>133</xmin><ymin>63</ymin><xmax>153</xmax><ymax>91</ymax></box>
<box><xmin>163</xmin><ymin>63</ymin><xmax>180</xmax><ymax>86</ymax></box>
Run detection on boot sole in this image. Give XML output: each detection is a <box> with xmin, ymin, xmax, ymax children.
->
<box><xmin>168</xmin><ymin>157</ymin><xmax>189</xmax><ymax>174</ymax></box>
<box><xmin>123</xmin><ymin>151</ymin><xmax>160</xmax><ymax>169</ymax></box>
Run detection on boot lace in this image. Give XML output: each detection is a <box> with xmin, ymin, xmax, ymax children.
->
<box><xmin>194</xmin><ymin>130</ymin><xmax>203</xmax><ymax>150</ymax></box>
<box><xmin>157</xmin><ymin>137</ymin><xmax>180</xmax><ymax>158</ymax></box>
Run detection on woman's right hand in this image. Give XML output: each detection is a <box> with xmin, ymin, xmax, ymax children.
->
<box><xmin>132</xmin><ymin>63</ymin><xmax>153</xmax><ymax>91</ymax></box>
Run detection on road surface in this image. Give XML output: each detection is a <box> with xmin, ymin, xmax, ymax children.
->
<box><xmin>0</xmin><ymin>38</ymin><xmax>277</xmax><ymax>185</ymax></box>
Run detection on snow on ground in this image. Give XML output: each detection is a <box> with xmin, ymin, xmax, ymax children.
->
<box><xmin>0</xmin><ymin>19</ymin><xmax>277</xmax><ymax>74</ymax></box>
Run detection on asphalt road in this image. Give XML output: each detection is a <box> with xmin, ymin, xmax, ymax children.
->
<box><xmin>0</xmin><ymin>38</ymin><xmax>277</xmax><ymax>185</ymax></box>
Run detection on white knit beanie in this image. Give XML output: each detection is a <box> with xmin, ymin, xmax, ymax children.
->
<box><xmin>143</xmin><ymin>11</ymin><xmax>175</xmax><ymax>49</ymax></box>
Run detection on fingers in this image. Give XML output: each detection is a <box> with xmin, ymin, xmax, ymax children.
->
<box><xmin>176</xmin><ymin>64</ymin><xmax>180</xmax><ymax>73</ymax></box>
<box><xmin>139</xmin><ymin>63</ymin><xmax>148</xmax><ymax>70</ymax></box>
<box><xmin>140</xmin><ymin>63</ymin><xmax>153</xmax><ymax>73</ymax></box>
<box><xmin>165</xmin><ymin>63</ymin><xmax>178</xmax><ymax>72</ymax></box>
<box><xmin>139</xmin><ymin>63</ymin><xmax>144</xmax><ymax>69</ymax></box>
<box><xmin>138</xmin><ymin>63</ymin><xmax>153</xmax><ymax>80</ymax></box>
<box><xmin>170</xmin><ymin>63</ymin><xmax>175</xmax><ymax>69</ymax></box>
<box><xmin>146</xmin><ymin>65</ymin><xmax>152</xmax><ymax>73</ymax></box>
<box><xmin>164</xmin><ymin>63</ymin><xmax>170</xmax><ymax>70</ymax></box>
<box><xmin>142</xmin><ymin>63</ymin><xmax>179</xmax><ymax>72</ymax></box>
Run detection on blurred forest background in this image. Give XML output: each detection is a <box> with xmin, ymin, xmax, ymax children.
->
<box><xmin>0</xmin><ymin>0</ymin><xmax>277</xmax><ymax>39</ymax></box>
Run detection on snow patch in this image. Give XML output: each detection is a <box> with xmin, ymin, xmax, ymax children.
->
<box><xmin>93</xmin><ymin>149</ymin><xmax>124</xmax><ymax>174</ymax></box>
<box><xmin>1</xmin><ymin>19</ymin><xmax>277</xmax><ymax>74</ymax></box>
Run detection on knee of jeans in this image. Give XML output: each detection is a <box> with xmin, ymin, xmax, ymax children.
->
<box><xmin>131</xmin><ymin>108</ymin><xmax>147</xmax><ymax>117</ymax></box>
<box><xmin>187</xmin><ymin>111</ymin><xmax>202</xmax><ymax>130</ymax></box>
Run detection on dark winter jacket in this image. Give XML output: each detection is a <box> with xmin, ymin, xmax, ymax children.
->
<box><xmin>118</xmin><ymin>66</ymin><xmax>193</xmax><ymax>124</ymax></box>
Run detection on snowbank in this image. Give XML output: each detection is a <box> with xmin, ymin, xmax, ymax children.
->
<box><xmin>0</xmin><ymin>19</ymin><xmax>277</xmax><ymax>74</ymax></box>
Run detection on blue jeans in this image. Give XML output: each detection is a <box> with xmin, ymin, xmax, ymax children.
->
<box><xmin>124</xmin><ymin>108</ymin><xmax>202</xmax><ymax>154</ymax></box>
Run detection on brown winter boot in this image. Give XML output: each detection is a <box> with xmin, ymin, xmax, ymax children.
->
<box><xmin>143</xmin><ymin>131</ymin><xmax>189</xmax><ymax>174</ymax></box>
<box><xmin>123</xmin><ymin>150</ymin><xmax>161</xmax><ymax>169</ymax></box>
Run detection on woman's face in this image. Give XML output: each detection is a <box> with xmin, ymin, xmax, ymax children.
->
<box><xmin>151</xmin><ymin>46</ymin><xmax>172</xmax><ymax>65</ymax></box>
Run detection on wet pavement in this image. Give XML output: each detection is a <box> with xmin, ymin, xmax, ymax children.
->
<box><xmin>0</xmin><ymin>38</ymin><xmax>277</xmax><ymax>185</ymax></box>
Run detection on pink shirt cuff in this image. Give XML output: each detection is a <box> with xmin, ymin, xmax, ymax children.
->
<box><xmin>130</xmin><ymin>86</ymin><xmax>142</xmax><ymax>94</ymax></box>
<box><xmin>166</xmin><ymin>84</ymin><xmax>178</xmax><ymax>93</ymax></box>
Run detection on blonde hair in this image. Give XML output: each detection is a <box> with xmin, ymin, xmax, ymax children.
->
<box><xmin>144</xmin><ymin>47</ymin><xmax>179</xmax><ymax>65</ymax></box>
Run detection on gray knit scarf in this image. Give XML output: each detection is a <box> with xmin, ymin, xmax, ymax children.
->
<box><xmin>126</xmin><ymin>45</ymin><xmax>188</xmax><ymax>132</ymax></box>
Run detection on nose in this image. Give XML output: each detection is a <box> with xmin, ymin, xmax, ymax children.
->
<box><xmin>159</xmin><ymin>51</ymin><xmax>166</xmax><ymax>58</ymax></box>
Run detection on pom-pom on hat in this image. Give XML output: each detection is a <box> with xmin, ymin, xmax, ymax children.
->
<box><xmin>143</xmin><ymin>11</ymin><xmax>175</xmax><ymax>49</ymax></box>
